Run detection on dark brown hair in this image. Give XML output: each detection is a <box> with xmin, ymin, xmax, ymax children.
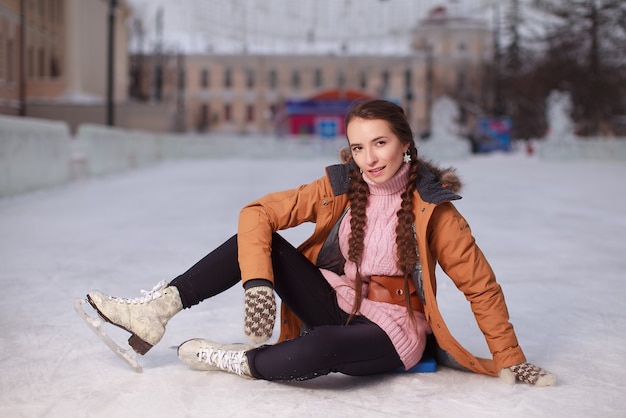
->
<box><xmin>344</xmin><ymin>99</ymin><xmax>420</xmax><ymax>322</ymax></box>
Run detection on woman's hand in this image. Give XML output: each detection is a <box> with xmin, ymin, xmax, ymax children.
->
<box><xmin>499</xmin><ymin>362</ymin><xmax>556</xmax><ymax>386</ymax></box>
<box><xmin>244</xmin><ymin>284</ymin><xmax>276</xmax><ymax>344</ymax></box>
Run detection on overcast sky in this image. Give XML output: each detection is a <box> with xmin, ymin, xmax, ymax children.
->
<box><xmin>124</xmin><ymin>0</ymin><xmax>496</xmax><ymax>54</ymax></box>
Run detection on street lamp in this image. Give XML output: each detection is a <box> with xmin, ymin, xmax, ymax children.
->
<box><xmin>106</xmin><ymin>0</ymin><xmax>118</xmax><ymax>126</ymax></box>
<box><xmin>19</xmin><ymin>0</ymin><xmax>26</xmax><ymax>117</ymax></box>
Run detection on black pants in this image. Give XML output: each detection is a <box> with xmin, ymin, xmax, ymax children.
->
<box><xmin>169</xmin><ymin>233</ymin><xmax>403</xmax><ymax>381</ymax></box>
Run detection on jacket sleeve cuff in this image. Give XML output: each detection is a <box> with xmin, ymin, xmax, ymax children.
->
<box><xmin>243</xmin><ymin>278</ymin><xmax>273</xmax><ymax>290</ymax></box>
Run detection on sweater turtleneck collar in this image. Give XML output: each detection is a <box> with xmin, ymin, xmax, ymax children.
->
<box><xmin>363</xmin><ymin>162</ymin><xmax>410</xmax><ymax>196</ymax></box>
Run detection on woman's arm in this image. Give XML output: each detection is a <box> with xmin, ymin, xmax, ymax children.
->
<box><xmin>427</xmin><ymin>202</ymin><xmax>525</xmax><ymax>370</ymax></box>
<box><xmin>237</xmin><ymin>177</ymin><xmax>329</xmax><ymax>284</ymax></box>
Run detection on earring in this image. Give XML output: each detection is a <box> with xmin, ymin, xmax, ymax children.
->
<box><xmin>403</xmin><ymin>151</ymin><xmax>412</xmax><ymax>163</ymax></box>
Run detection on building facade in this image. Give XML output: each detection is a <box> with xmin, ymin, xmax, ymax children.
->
<box><xmin>0</xmin><ymin>0</ymin><xmax>131</xmax><ymax>132</ymax></box>
<box><xmin>131</xmin><ymin>6</ymin><xmax>494</xmax><ymax>136</ymax></box>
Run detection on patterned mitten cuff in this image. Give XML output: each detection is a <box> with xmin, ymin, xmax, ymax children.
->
<box><xmin>244</xmin><ymin>285</ymin><xmax>276</xmax><ymax>344</ymax></box>
<box><xmin>499</xmin><ymin>362</ymin><xmax>556</xmax><ymax>387</ymax></box>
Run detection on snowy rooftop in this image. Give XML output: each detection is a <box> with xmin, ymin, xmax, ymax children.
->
<box><xmin>1</xmin><ymin>145</ymin><xmax>625</xmax><ymax>417</ymax></box>
<box><xmin>126</xmin><ymin>0</ymin><xmax>494</xmax><ymax>55</ymax></box>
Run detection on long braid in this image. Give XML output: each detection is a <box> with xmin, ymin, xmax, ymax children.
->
<box><xmin>396</xmin><ymin>145</ymin><xmax>419</xmax><ymax>275</ymax></box>
<box><xmin>346</xmin><ymin>163</ymin><xmax>369</xmax><ymax>323</ymax></box>
<box><xmin>395</xmin><ymin>146</ymin><xmax>420</xmax><ymax>320</ymax></box>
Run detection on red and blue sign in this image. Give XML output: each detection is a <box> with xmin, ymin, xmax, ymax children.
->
<box><xmin>476</xmin><ymin>117</ymin><xmax>512</xmax><ymax>153</ymax></box>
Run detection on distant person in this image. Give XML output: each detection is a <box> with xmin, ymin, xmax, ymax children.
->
<box><xmin>81</xmin><ymin>99</ymin><xmax>555</xmax><ymax>386</ymax></box>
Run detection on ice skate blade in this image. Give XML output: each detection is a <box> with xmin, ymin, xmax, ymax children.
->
<box><xmin>74</xmin><ymin>298</ymin><xmax>143</xmax><ymax>373</ymax></box>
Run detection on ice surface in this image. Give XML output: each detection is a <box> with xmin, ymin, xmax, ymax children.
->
<box><xmin>1</xmin><ymin>149</ymin><xmax>625</xmax><ymax>417</ymax></box>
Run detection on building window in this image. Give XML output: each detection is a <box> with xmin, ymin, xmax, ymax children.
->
<box><xmin>6</xmin><ymin>40</ymin><xmax>14</xmax><ymax>83</ymax></box>
<box><xmin>28</xmin><ymin>47</ymin><xmax>34</xmax><ymax>78</ymax></box>
<box><xmin>246</xmin><ymin>104</ymin><xmax>254</xmax><ymax>122</ymax></box>
<box><xmin>38</xmin><ymin>47</ymin><xmax>45</xmax><ymax>77</ymax></box>
<box><xmin>337</xmin><ymin>70</ymin><xmax>345</xmax><ymax>88</ymax></box>
<box><xmin>224</xmin><ymin>103</ymin><xmax>232</xmax><ymax>122</ymax></box>
<box><xmin>359</xmin><ymin>71</ymin><xmax>367</xmax><ymax>89</ymax></box>
<box><xmin>314</xmin><ymin>68</ymin><xmax>322</xmax><ymax>88</ymax></box>
<box><xmin>268</xmin><ymin>69</ymin><xmax>277</xmax><ymax>90</ymax></box>
<box><xmin>457</xmin><ymin>69</ymin><xmax>467</xmax><ymax>93</ymax></box>
<box><xmin>50</xmin><ymin>55</ymin><xmax>60</xmax><ymax>78</ymax></box>
<box><xmin>404</xmin><ymin>68</ymin><xmax>413</xmax><ymax>101</ymax></box>
<box><xmin>201</xmin><ymin>103</ymin><xmax>209</xmax><ymax>119</ymax></box>
<box><xmin>200</xmin><ymin>69</ymin><xmax>209</xmax><ymax>88</ymax></box>
<box><xmin>380</xmin><ymin>70</ymin><xmax>390</xmax><ymax>96</ymax></box>
<box><xmin>198</xmin><ymin>103</ymin><xmax>210</xmax><ymax>131</ymax></box>
<box><xmin>178</xmin><ymin>67</ymin><xmax>186</xmax><ymax>91</ymax></box>
<box><xmin>0</xmin><ymin>37</ymin><xmax>5</xmax><ymax>80</ymax></box>
<box><xmin>224</xmin><ymin>68</ymin><xmax>232</xmax><ymax>89</ymax></box>
<box><xmin>381</xmin><ymin>70</ymin><xmax>389</xmax><ymax>88</ymax></box>
<box><xmin>291</xmin><ymin>70</ymin><xmax>300</xmax><ymax>90</ymax></box>
<box><xmin>246</xmin><ymin>69</ymin><xmax>254</xmax><ymax>89</ymax></box>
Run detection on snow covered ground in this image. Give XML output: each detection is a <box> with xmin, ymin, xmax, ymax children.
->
<box><xmin>1</xmin><ymin>148</ymin><xmax>625</xmax><ymax>417</ymax></box>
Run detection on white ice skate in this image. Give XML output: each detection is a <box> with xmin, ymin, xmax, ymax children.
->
<box><xmin>74</xmin><ymin>298</ymin><xmax>143</xmax><ymax>373</ymax></box>
<box><xmin>178</xmin><ymin>338</ymin><xmax>253</xmax><ymax>378</ymax></box>
<box><xmin>74</xmin><ymin>280</ymin><xmax>182</xmax><ymax>372</ymax></box>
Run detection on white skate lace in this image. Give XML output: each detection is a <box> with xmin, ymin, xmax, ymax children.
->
<box><xmin>110</xmin><ymin>280</ymin><xmax>168</xmax><ymax>304</ymax></box>
<box><xmin>197</xmin><ymin>346</ymin><xmax>247</xmax><ymax>376</ymax></box>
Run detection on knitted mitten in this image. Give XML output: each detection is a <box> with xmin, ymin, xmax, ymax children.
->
<box><xmin>244</xmin><ymin>285</ymin><xmax>276</xmax><ymax>344</ymax></box>
<box><xmin>499</xmin><ymin>362</ymin><xmax>556</xmax><ymax>387</ymax></box>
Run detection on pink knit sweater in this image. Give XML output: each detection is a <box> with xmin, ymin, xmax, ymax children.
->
<box><xmin>320</xmin><ymin>163</ymin><xmax>432</xmax><ymax>369</ymax></box>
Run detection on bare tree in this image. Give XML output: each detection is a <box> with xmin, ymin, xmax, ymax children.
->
<box><xmin>503</xmin><ymin>0</ymin><xmax>524</xmax><ymax>73</ymax></box>
<box><xmin>532</xmin><ymin>0</ymin><xmax>626</xmax><ymax>136</ymax></box>
<box><xmin>498</xmin><ymin>0</ymin><xmax>547</xmax><ymax>139</ymax></box>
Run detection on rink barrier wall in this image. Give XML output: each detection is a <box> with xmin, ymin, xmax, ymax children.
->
<box><xmin>74</xmin><ymin>124</ymin><xmax>162</xmax><ymax>177</ymax></box>
<box><xmin>1</xmin><ymin>115</ymin><xmax>625</xmax><ymax>198</ymax></box>
<box><xmin>538</xmin><ymin>139</ymin><xmax>626</xmax><ymax>162</ymax></box>
<box><xmin>0</xmin><ymin>115</ymin><xmax>72</xmax><ymax>198</ymax></box>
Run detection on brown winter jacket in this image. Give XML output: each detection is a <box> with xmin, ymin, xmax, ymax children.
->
<box><xmin>237</xmin><ymin>159</ymin><xmax>526</xmax><ymax>376</ymax></box>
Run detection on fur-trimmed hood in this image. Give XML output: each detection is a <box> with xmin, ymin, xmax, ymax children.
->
<box><xmin>420</xmin><ymin>159</ymin><xmax>463</xmax><ymax>194</ymax></box>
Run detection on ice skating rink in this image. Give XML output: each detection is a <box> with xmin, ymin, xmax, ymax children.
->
<box><xmin>1</xmin><ymin>151</ymin><xmax>625</xmax><ymax>417</ymax></box>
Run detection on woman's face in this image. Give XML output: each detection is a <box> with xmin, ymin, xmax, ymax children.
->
<box><xmin>346</xmin><ymin>117</ymin><xmax>409</xmax><ymax>185</ymax></box>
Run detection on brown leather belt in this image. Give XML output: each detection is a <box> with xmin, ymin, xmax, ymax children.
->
<box><xmin>368</xmin><ymin>275</ymin><xmax>424</xmax><ymax>312</ymax></box>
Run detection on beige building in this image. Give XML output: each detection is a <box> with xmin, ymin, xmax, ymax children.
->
<box><xmin>1</xmin><ymin>4</ymin><xmax>493</xmax><ymax>136</ymax></box>
<box><xmin>131</xmin><ymin>6</ymin><xmax>494</xmax><ymax>136</ymax></box>
<box><xmin>0</xmin><ymin>0</ymin><xmax>132</xmax><ymax>132</ymax></box>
